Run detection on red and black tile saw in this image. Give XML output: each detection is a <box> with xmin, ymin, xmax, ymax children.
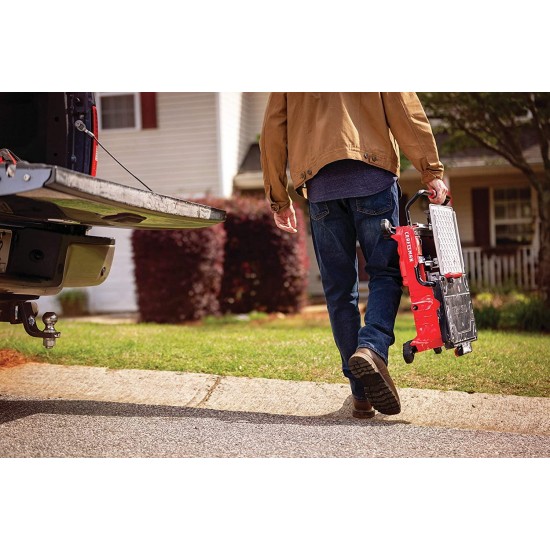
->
<box><xmin>382</xmin><ymin>189</ymin><xmax>477</xmax><ymax>364</ymax></box>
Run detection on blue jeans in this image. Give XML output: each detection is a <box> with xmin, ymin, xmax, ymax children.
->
<box><xmin>309</xmin><ymin>183</ymin><xmax>403</xmax><ymax>399</ymax></box>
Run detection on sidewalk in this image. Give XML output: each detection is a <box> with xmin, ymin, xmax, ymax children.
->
<box><xmin>1</xmin><ymin>361</ymin><xmax>549</xmax><ymax>436</ymax></box>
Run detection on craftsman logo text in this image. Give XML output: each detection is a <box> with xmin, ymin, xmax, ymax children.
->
<box><xmin>405</xmin><ymin>231</ymin><xmax>414</xmax><ymax>263</ymax></box>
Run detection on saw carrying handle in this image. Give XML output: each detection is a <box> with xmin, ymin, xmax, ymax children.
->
<box><xmin>405</xmin><ymin>189</ymin><xmax>451</xmax><ymax>226</ymax></box>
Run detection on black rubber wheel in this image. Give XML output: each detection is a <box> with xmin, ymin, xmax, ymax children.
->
<box><xmin>403</xmin><ymin>340</ymin><xmax>416</xmax><ymax>364</ymax></box>
<box><xmin>434</xmin><ymin>347</ymin><xmax>443</xmax><ymax>354</ymax></box>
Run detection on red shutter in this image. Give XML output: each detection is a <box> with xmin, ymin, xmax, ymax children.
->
<box><xmin>140</xmin><ymin>92</ymin><xmax>157</xmax><ymax>129</ymax></box>
<box><xmin>472</xmin><ymin>188</ymin><xmax>491</xmax><ymax>248</ymax></box>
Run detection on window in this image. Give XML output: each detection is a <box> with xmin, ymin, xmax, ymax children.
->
<box><xmin>97</xmin><ymin>92</ymin><xmax>141</xmax><ymax>130</ymax></box>
<box><xmin>493</xmin><ymin>187</ymin><xmax>534</xmax><ymax>245</ymax></box>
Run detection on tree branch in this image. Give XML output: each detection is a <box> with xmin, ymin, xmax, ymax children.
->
<box><xmin>526</xmin><ymin>92</ymin><xmax>550</xmax><ymax>173</ymax></box>
<box><xmin>453</xmin><ymin>119</ymin><xmax>536</xmax><ymax>176</ymax></box>
<box><xmin>467</xmin><ymin>94</ymin><xmax>525</xmax><ymax>160</ymax></box>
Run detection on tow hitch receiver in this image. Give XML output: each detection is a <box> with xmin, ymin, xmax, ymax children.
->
<box><xmin>2</xmin><ymin>300</ymin><xmax>60</xmax><ymax>349</ymax></box>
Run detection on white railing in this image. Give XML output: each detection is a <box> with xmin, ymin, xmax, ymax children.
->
<box><xmin>462</xmin><ymin>246</ymin><xmax>538</xmax><ymax>290</ymax></box>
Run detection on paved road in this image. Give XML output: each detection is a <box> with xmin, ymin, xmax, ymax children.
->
<box><xmin>1</xmin><ymin>394</ymin><xmax>549</xmax><ymax>457</ymax></box>
<box><xmin>1</xmin><ymin>363</ymin><xmax>549</xmax><ymax>458</ymax></box>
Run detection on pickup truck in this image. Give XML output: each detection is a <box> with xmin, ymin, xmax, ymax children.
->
<box><xmin>0</xmin><ymin>92</ymin><xmax>226</xmax><ymax>348</ymax></box>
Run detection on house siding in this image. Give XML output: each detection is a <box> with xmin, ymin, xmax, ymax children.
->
<box><xmin>244</xmin><ymin>92</ymin><xmax>270</xmax><ymax>142</ymax></box>
<box><xmin>70</xmin><ymin>93</ymin><xmax>225</xmax><ymax>314</ymax></box>
<box><xmin>87</xmin><ymin>227</ymin><xmax>137</xmax><ymax>313</ymax></box>
<box><xmin>218</xmin><ymin>92</ymin><xmax>244</xmax><ymax>197</ymax></box>
<box><xmin>400</xmin><ymin>169</ymin><xmax>536</xmax><ymax>248</ymax></box>
<box><xmin>79</xmin><ymin>92</ymin><xmax>272</xmax><ymax>313</ymax></box>
<box><xmin>96</xmin><ymin>92</ymin><xmax>221</xmax><ymax>198</ymax></box>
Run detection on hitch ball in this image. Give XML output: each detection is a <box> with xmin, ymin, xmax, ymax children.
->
<box><xmin>42</xmin><ymin>312</ymin><xmax>60</xmax><ymax>349</ymax></box>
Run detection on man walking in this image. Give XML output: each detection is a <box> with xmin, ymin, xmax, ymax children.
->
<box><xmin>260</xmin><ymin>93</ymin><xmax>447</xmax><ymax>417</ymax></box>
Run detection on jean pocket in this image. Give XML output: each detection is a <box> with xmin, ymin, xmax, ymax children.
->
<box><xmin>356</xmin><ymin>185</ymin><xmax>394</xmax><ymax>215</ymax></box>
<box><xmin>309</xmin><ymin>201</ymin><xmax>330</xmax><ymax>221</ymax></box>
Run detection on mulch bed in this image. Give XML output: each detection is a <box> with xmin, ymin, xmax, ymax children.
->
<box><xmin>0</xmin><ymin>349</ymin><xmax>29</xmax><ymax>368</ymax></box>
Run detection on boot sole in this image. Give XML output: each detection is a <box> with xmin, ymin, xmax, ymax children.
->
<box><xmin>349</xmin><ymin>355</ymin><xmax>401</xmax><ymax>415</ymax></box>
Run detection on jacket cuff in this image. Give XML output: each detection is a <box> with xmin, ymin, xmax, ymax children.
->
<box><xmin>421</xmin><ymin>170</ymin><xmax>444</xmax><ymax>185</ymax></box>
<box><xmin>269</xmin><ymin>199</ymin><xmax>292</xmax><ymax>213</ymax></box>
<box><xmin>266</xmin><ymin>184</ymin><xmax>291</xmax><ymax>212</ymax></box>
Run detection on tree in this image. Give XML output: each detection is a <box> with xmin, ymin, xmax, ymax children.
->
<box><xmin>418</xmin><ymin>92</ymin><xmax>550</xmax><ymax>305</ymax></box>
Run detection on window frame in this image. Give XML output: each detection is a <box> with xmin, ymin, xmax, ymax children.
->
<box><xmin>96</xmin><ymin>92</ymin><xmax>142</xmax><ymax>132</ymax></box>
<box><xmin>490</xmin><ymin>185</ymin><xmax>534</xmax><ymax>247</ymax></box>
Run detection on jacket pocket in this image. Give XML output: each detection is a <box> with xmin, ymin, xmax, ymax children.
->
<box><xmin>355</xmin><ymin>185</ymin><xmax>394</xmax><ymax>215</ymax></box>
<box><xmin>309</xmin><ymin>201</ymin><xmax>330</xmax><ymax>221</ymax></box>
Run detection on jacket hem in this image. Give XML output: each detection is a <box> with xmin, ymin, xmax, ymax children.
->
<box><xmin>290</xmin><ymin>148</ymin><xmax>399</xmax><ymax>191</ymax></box>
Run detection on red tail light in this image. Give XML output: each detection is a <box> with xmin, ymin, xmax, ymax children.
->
<box><xmin>91</xmin><ymin>105</ymin><xmax>99</xmax><ymax>176</ymax></box>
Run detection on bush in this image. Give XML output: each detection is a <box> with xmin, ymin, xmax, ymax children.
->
<box><xmin>57</xmin><ymin>289</ymin><xmax>89</xmax><ymax>317</ymax></box>
<box><xmin>473</xmin><ymin>305</ymin><xmax>501</xmax><ymax>330</ymax></box>
<box><xmin>215</xmin><ymin>196</ymin><xmax>309</xmax><ymax>314</ymax></box>
<box><xmin>131</xmin><ymin>195</ymin><xmax>309</xmax><ymax>322</ymax></box>
<box><xmin>131</xmin><ymin>224</ymin><xmax>226</xmax><ymax>323</ymax></box>
<box><xmin>472</xmin><ymin>291</ymin><xmax>550</xmax><ymax>332</ymax></box>
<box><xmin>500</xmin><ymin>297</ymin><xmax>550</xmax><ymax>332</ymax></box>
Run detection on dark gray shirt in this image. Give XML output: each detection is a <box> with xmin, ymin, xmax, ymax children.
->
<box><xmin>306</xmin><ymin>159</ymin><xmax>397</xmax><ymax>203</ymax></box>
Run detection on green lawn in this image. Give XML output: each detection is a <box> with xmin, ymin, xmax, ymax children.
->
<box><xmin>1</xmin><ymin>312</ymin><xmax>549</xmax><ymax>397</ymax></box>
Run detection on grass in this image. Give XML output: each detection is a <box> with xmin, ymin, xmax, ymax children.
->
<box><xmin>0</xmin><ymin>312</ymin><xmax>549</xmax><ymax>398</ymax></box>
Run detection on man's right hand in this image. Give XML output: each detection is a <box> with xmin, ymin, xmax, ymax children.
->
<box><xmin>273</xmin><ymin>204</ymin><xmax>298</xmax><ymax>233</ymax></box>
<box><xmin>427</xmin><ymin>178</ymin><xmax>449</xmax><ymax>205</ymax></box>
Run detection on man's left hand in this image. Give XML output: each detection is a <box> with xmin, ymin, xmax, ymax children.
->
<box><xmin>273</xmin><ymin>204</ymin><xmax>298</xmax><ymax>233</ymax></box>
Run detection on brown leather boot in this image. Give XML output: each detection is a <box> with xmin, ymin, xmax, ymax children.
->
<box><xmin>348</xmin><ymin>348</ymin><xmax>401</xmax><ymax>415</ymax></box>
<box><xmin>352</xmin><ymin>397</ymin><xmax>375</xmax><ymax>419</ymax></box>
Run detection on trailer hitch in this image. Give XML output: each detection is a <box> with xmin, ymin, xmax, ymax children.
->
<box><xmin>5</xmin><ymin>301</ymin><xmax>61</xmax><ymax>349</ymax></box>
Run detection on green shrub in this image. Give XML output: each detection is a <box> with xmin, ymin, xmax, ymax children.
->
<box><xmin>473</xmin><ymin>291</ymin><xmax>549</xmax><ymax>333</ymax></box>
<box><xmin>501</xmin><ymin>297</ymin><xmax>550</xmax><ymax>332</ymax></box>
<box><xmin>473</xmin><ymin>305</ymin><xmax>501</xmax><ymax>330</ymax></box>
<box><xmin>57</xmin><ymin>289</ymin><xmax>89</xmax><ymax>316</ymax></box>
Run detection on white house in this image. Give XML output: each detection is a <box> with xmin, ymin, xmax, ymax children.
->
<box><xmin>40</xmin><ymin>92</ymin><xmax>542</xmax><ymax>315</ymax></box>
<box><xmin>41</xmin><ymin>92</ymin><xmax>272</xmax><ymax>314</ymax></box>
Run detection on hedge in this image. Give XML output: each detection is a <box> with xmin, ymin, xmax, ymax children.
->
<box><xmin>216</xmin><ymin>196</ymin><xmax>309</xmax><ymax>314</ymax></box>
<box><xmin>473</xmin><ymin>291</ymin><xmax>550</xmax><ymax>332</ymax></box>
<box><xmin>131</xmin><ymin>223</ymin><xmax>226</xmax><ymax>323</ymax></box>
<box><xmin>131</xmin><ymin>195</ymin><xmax>309</xmax><ymax>322</ymax></box>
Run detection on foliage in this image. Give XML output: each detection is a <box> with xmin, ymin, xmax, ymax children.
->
<box><xmin>131</xmin><ymin>196</ymin><xmax>309</xmax><ymax>322</ymax></box>
<box><xmin>473</xmin><ymin>305</ymin><xmax>501</xmax><ymax>330</ymax></box>
<box><xmin>213</xmin><ymin>196</ymin><xmax>309</xmax><ymax>314</ymax></box>
<box><xmin>418</xmin><ymin>93</ymin><xmax>550</xmax><ymax>174</ymax></box>
<box><xmin>57</xmin><ymin>289</ymin><xmax>89</xmax><ymax>316</ymax></box>
<box><xmin>131</xmin><ymin>224</ymin><xmax>226</xmax><ymax>323</ymax></box>
<box><xmin>418</xmin><ymin>93</ymin><xmax>550</xmax><ymax>305</ymax></box>
<box><xmin>498</xmin><ymin>297</ymin><xmax>550</xmax><ymax>332</ymax></box>
<box><xmin>399</xmin><ymin>151</ymin><xmax>411</xmax><ymax>172</ymax></box>
<box><xmin>473</xmin><ymin>291</ymin><xmax>550</xmax><ymax>332</ymax></box>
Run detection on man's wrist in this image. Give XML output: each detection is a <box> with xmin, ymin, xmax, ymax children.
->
<box><xmin>270</xmin><ymin>200</ymin><xmax>291</xmax><ymax>213</ymax></box>
<box><xmin>421</xmin><ymin>172</ymin><xmax>444</xmax><ymax>185</ymax></box>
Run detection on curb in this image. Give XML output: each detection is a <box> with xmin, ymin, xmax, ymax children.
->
<box><xmin>1</xmin><ymin>362</ymin><xmax>549</xmax><ymax>436</ymax></box>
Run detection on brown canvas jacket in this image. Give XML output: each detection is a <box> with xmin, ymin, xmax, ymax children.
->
<box><xmin>259</xmin><ymin>92</ymin><xmax>444</xmax><ymax>212</ymax></box>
